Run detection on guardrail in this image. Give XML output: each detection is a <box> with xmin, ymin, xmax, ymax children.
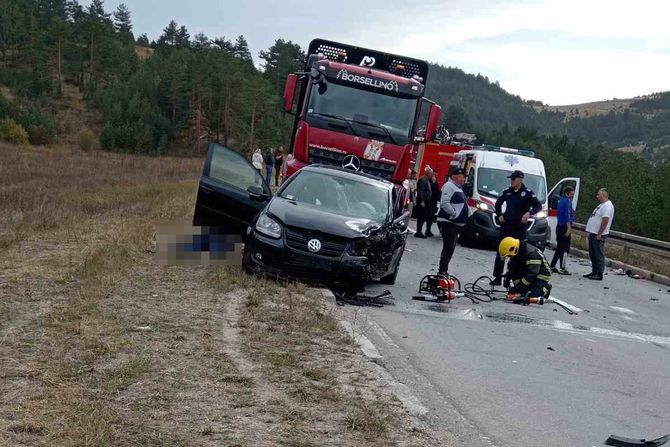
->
<box><xmin>572</xmin><ymin>223</ymin><xmax>670</xmax><ymax>259</ymax></box>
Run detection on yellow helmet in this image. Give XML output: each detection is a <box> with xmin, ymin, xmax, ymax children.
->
<box><xmin>499</xmin><ymin>237</ymin><xmax>520</xmax><ymax>257</ymax></box>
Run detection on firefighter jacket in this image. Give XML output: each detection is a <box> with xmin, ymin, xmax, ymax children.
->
<box><xmin>507</xmin><ymin>242</ymin><xmax>552</xmax><ymax>290</ymax></box>
<box><xmin>494</xmin><ymin>184</ymin><xmax>542</xmax><ymax>228</ymax></box>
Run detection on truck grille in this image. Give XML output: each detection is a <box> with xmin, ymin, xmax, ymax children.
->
<box><xmin>285</xmin><ymin>227</ymin><xmax>348</xmax><ymax>258</ymax></box>
<box><xmin>308</xmin><ymin>147</ymin><xmax>396</xmax><ymax>181</ymax></box>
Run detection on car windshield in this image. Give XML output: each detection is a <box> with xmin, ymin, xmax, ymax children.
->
<box><xmin>477</xmin><ymin>167</ymin><xmax>547</xmax><ymax>202</ymax></box>
<box><xmin>279</xmin><ymin>170</ymin><xmax>389</xmax><ymax>224</ymax></box>
<box><xmin>306</xmin><ymin>80</ymin><xmax>417</xmax><ymax>145</ymax></box>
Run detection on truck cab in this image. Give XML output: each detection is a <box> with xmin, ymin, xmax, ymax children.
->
<box><xmin>281</xmin><ymin>39</ymin><xmax>441</xmax><ymax>187</ymax></box>
<box><xmin>451</xmin><ymin>146</ymin><xmax>579</xmax><ymax>250</ymax></box>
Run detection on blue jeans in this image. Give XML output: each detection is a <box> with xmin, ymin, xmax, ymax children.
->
<box><xmin>265</xmin><ymin>165</ymin><xmax>272</xmax><ymax>184</ymax></box>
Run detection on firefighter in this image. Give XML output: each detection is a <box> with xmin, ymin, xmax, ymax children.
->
<box><xmin>498</xmin><ymin>237</ymin><xmax>552</xmax><ymax>299</ymax></box>
<box><xmin>491</xmin><ymin>170</ymin><xmax>542</xmax><ymax>285</ymax></box>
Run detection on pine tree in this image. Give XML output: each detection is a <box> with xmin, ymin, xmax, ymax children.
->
<box><xmin>136</xmin><ymin>33</ymin><xmax>149</xmax><ymax>46</ymax></box>
<box><xmin>259</xmin><ymin>39</ymin><xmax>304</xmax><ymax>95</ymax></box>
<box><xmin>176</xmin><ymin>25</ymin><xmax>190</xmax><ymax>48</ymax></box>
<box><xmin>113</xmin><ymin>3</ymin><xmax>132</xmax><ymax>36</ymax></box>
<box><xmin>213</xmin><ymin>36</ymin><xmax>234</xmax><ymax>53</ymax></box>
<box><xmin>193</xmin><ymin>32</ymin><xmax>209</xmax><ymax>51</ymax></box>
<box><xmin>232</xmin><ymin>35</ymin><xmax>252</xmax><ymax>63</ymax></box>
<box><xmin>158</xmin><ymin>20</ymin><xmax>178</xmax><ymax>47</ymax></box>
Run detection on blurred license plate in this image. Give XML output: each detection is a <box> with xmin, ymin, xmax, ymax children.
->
<box><xmin>289</xmin><ymin>253</ymin><xmax>332</xmax><ymax>271</ymax></box>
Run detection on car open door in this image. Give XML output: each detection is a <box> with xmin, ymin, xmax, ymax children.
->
<box><xmin>193</xmin><ymin>143</ymin><xmax>272</xmax><ymax>235</ymax></box>
<box><xmin>547</xmin><ymin>177</ymin><xmax>580</xmax><ymax>247</ymax></box>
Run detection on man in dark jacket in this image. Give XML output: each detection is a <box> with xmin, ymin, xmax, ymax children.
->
<box><xmin>499</xmin><ymin>236</ymin><xmax>552</xmax><ymax>299</ymax></box>
<box><xmin>426</xmin><ymin>172</ymin><xmax>440</xmax><ymax>237</ymax></box>
<box><xmin>414</xmin><ymin>167</ymin><xmax>433</xmax><ymax>238</ymax></box>
<box><xmin>264</xmin><ymin>149</ymin><xmax>274</xmax><ymax>184</ymax></box>
<box><xmin>491</xmin><ymin>170</ymin><xmax>542</xmax><ymax>285</ymax></box>
<box><xmin>436</xmin><ymin>168</ymin><xmax>468</xmax><ymax>274</ymax></box>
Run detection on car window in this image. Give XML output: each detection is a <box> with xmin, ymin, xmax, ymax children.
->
<box><xmin>280</xmin><ymin>170</ymin><xmax>389</xmax><ymax>223</ymax></box>
<box><xmin>208</xmin><ymin>144</ymin><xmax>263</xmax><ymax>191</ymax></box>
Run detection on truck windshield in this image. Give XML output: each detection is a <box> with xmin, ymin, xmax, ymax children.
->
<box><xmin>280</xmin><ymin>170</ymin><xmax>390</xmax><ymax>224</ymax></box>
<box><xmin>306</xmin><ymin>80</ymin><xmax>416</xmax><ymax>145</ymax></box>
<box><xmin>477</xmin><ymin>168</ymin><xmax>547</xmax><ymax>203</ymax></box>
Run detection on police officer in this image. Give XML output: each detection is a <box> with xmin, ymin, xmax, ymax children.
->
<box><xmin>499</xmin><ymin>237</ymin><xmax>552</xmax><ymax>299</ymax></box>
<box><xmin>491</xmin><ymin>170</ymin><xmax>542</xmax><ymax>285</ymax></box>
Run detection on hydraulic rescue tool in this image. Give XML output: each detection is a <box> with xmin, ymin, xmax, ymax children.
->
<box><xmin>413</xmin><ymin>274</ymin><xmax>463</xmax><ymax>302</ymax></box>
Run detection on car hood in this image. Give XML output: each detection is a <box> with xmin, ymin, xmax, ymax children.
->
<box><xmin>266</xmin><ymin>197</ymin><xmax>383</xmax><ymax>239</ymax></box>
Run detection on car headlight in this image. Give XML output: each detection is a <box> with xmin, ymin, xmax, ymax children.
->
<box><xmin>348</xmin><ymin>239</ymin><xmax>369</xmax><ymax>256</ymax></box>
<box><xmin>476</xmin><ymin>201</ymin><xmax>492</xmax><ymax>212</ymax></box>
<box><xmin>255</xmin><ymin>213</ymin><xmax>282</xmax><ymax>239</ymax></box>
<box><xmin>534</xmin><ymin>211</ymin><xmax>547</xmax><ymax>219</ymax></box>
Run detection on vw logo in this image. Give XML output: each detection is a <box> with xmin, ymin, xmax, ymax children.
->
<box><xmin>341</xmin><ymin>154</ymin><xmax>361</xmax><ymax>171</ymax></box>
<box><xmin>307</xmin><ymin>238</ymin><xmax>322</xmax><ymax>253</ymax></box>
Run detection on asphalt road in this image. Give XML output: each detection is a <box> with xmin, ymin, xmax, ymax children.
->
<box><xmin>354</xmin><ymin>222</ymin><xmax>670</xmax><ymax>447</ymax></box>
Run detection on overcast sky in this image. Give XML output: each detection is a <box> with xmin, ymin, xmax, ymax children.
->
<box><xmin>109</xmin><ymin>0</ymin><xmax>670</xmax><ymax>105</ymax></box>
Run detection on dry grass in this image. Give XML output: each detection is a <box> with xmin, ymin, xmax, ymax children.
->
<box><xmin>571</xmin><ymin>233</ymin><xmax>670</xmax><ymax>277</ymax></box>
<box><xmin>0</xmin><ymin>142</ymin><xmax>445</xmax><ymax>446</ymax></box>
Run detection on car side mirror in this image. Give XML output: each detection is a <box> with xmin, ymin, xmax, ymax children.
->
<box><xmin>247</xmin><ymin>185</ymin><xmax>269</xmax><ymax>201</ymax></box>
<box><xmin>549</xmin><ymin>196</ymin><xmax>559</xmax><ymax>209</ymax></box>
<box><xmin>282</xmin><ymin>74</ymin><xmax>297</xmax><ymax>113</ymax></box>
<box><xmin>462</xmin><ymin>184</ymin><xmax>473</xmax><ymax>197</ymax></box>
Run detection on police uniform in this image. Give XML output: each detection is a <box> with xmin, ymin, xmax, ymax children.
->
<box><xmin>506</xmin><ymin>242</ymin><xmax>552</xmax><ymax>298</ymax></box>
<box><xmin>492</xmin><ymin>171</ymin><xmax>542</xmax><ymax>280</ymax></box>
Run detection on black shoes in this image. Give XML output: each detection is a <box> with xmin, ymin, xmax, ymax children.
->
<box><xmin>489</xmin><ymin>277</ymin><xmax>502</xmax><ymax>286</ymax></box>
<box><xmin>584</xmin><ymin>272</ymin><xmax>603</xmax><ymax>280</ymax></box>
<box><xmin>425</xmin><ymin>232</ymin><xmax>434</xmax><ymax>238</ymax></box>
<box><xmin>414</xmin><ymin>232</ymin><xmax>426</xmax><ymax>239</ymax></box>
<box><xmin>552</xmin><ymin>267</ymin><xmax>572</xmax><ymax>276</ymax></box>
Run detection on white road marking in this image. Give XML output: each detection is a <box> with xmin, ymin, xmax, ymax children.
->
<box><xmin>547</xmin><ymin>295</ymin><xmax>583</xmax><ymax>314</ymax></box>
<box><xmin>610</xmin><ymin>306</ymin><xmax>636</xmax><ymax>315</ymax></box>
<box><xmin>551</xmin><ymin>320</ymin><xmax>670</xmax><ymax>346</ymax></box>
<box><xmin>368</xmin><ymin>320</ymin><xmax>400</xmax><ymax>349</ymax></box>
<box><xmin>338</xmin><ymin>321</ymin><xmax>382</xmax><ymax>360</ymax></box>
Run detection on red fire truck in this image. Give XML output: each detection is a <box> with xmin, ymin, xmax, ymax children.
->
<box><xmin>281</xmin><ymin>39</ymin><xmax>441</xmax><ymax>185</ymax></box>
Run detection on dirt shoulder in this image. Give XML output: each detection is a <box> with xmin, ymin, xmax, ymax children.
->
<box><xmin>0</xmin><ymin>144</ymin><xmax>447</xmax><ymax>446</ymax></box>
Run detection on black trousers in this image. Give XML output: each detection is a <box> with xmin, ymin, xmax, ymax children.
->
<box><xmin>588</xmin><ymin>233</ymin><xmax>607</xmax><ymax>275</ymax></box>
<box><xmin>550</xmin><ymin>225</ymin><xmax>571</xmax><ymax>269</ymax></box>
<box><xmin>416</xmin><ymin>204</ymin><xmax>428</xmax><ymax>234</ymax></box>
<box><xmin>494</xmin><ymin>225</ymin><xmax>527</xmax><ymax>279</ymax></box>
<box><xmin>438</xmin><ymin>222</ymin><xmax>461</xmax><ymax>273</ymax></box>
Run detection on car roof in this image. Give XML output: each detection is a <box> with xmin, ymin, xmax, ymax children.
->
<box><xmin>301</xmin><ymin>164</ymin><xmax>395</xmax><ymax>189</ymax></box>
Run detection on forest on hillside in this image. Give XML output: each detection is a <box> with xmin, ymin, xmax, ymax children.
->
<box><xmin>0</xmin><ymin>0</ymin><xmax>669</xmax><ymax>240</ymax></box>
<box><xmin>0</xmin><ymin>0</ymin><xmax>302</xmax><ymax>154</ymax></box>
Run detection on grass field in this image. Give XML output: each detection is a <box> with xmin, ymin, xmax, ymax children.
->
<box><xmin>0</xmin><ymin>143</ymin><xmax>447</xmax><ymax>446</ymax></box>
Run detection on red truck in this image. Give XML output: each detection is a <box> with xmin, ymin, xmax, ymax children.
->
<box><xmin>281</xmin><ymin>39</ymin><xmax>441</xmax><ymax>185</ymax></box>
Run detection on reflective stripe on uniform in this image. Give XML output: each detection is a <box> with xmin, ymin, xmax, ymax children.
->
<box><xmin>538</xmin><ymin>274</ymin><xmax>551</xmax><ymax>281</ymax></box>
<box><xmin>526</xmin><ymin>260</ymin><xmax>542</xmax><ymax>265</ymax></box>
<box><xmin>522</xmin><ymin>278</ymin><xmax>531</xmax><ymax>285</ymax></box>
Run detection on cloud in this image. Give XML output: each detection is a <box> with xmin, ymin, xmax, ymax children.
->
<box><xmin>112</xmin><ymin>0</ymin><xmax>670</xmax><ymax>104</ymax></box>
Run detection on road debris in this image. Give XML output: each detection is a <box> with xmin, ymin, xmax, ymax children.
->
<box><xmin>605</xmin><ymin>433</ymin><xmax>669</xmax><ymax>447</ymax></box>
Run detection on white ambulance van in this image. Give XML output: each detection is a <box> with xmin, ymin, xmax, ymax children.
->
<box><xmin>450</xmin><ymin>145</ymin><xmax>579</xmax><ymax>250</ymax></box>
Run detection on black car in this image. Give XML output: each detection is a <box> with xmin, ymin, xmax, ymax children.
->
<box><xmin>193</xmin><ymin>143</ymin><xmax>410</xmax><ymax>290</ymax></box>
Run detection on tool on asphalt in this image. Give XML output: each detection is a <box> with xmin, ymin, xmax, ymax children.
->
<box><xmin>412</xmin><ymin>274</ymin><xmax>463</xmax><ymax>302</ymax></box>
<box><xmin>410</xmin><ymin>274</ymin><xmax>579</xmax><ymax>315</ymax></box>
<box><xmin>605</xmin><ymin>433</ymin><xmax>669</xmax><ymax>447</ymax></box>
<box><xmin>335</xmin><ymin>289</ymin><xmax>394</xmax><ymax>307</ymax></box>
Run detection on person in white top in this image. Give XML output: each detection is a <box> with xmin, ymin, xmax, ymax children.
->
<box><xmin>584</xmin><ymin>188</ymin><xmax>615</xmax><ymax>280</ymax></box>
<box><xmin>251</xmin><ymin>148</ymin><xmax>263</xmax><ymax>175</ymax></box>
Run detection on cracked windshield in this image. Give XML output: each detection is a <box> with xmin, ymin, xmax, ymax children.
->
<box><xmin>280</xmin><ymin>170</ymin><xmax>389</xmax><ymax>223</ymax></box>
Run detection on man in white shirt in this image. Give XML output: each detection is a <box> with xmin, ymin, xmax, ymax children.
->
<box><xmin>584</xmin><ymin>188</ymin><xmax>615</xmax><ymax>280</ymax></box>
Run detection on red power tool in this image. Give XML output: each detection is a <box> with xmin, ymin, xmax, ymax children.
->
<box><xmin>413</xmin><ymin>274</ymin><xmax>460</xmax><ymax>302</ymax></box>
<box><xmin>505</xmin><ymin>293</ymin><xmax>546</xmax><ymax>306</ymax></box>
